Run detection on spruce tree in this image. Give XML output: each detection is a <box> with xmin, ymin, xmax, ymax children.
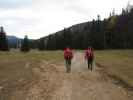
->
<box><xmin>0</xmin><ymin>26</ymin><xmax>9</xmax><ymax>51</ymax></box>
<box><xmin>38</xmin><ymin>39</ymin><xmax>45</xmax><ymax>50</ymax></box>
<box><xmin>21</xmin><ymin>35</ymin><xmax>30</xmax><ymax>52</ymax></box>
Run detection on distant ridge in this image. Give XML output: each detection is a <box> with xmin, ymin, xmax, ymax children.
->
<box><xmin>7</xmin><ymin>35</ymin><xmax>21</xmax><ymax>48</ymax></box>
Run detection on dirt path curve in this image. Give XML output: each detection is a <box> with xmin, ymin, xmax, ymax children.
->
<box><xmin>51</xmin><ymin>52</ymin><xmax>133</xmax><ymax>100</ymax></box>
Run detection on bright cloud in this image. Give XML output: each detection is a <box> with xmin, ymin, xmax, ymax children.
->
<box><xmin>0</xmin><ymin>0</ymin><xmax>132</xmax><ymax>39</ymax></box>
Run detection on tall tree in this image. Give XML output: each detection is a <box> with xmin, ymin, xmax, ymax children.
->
<box><xmin>63</xmin><ymin>28</ymin><xmax>72</xmax><ymax>49</ymax></box>
<box><xmin>21</xmin><ymin>35</ymin><xmax>30</xmax><ymax>52</ymax></box>
<box><xmin>0</xmin><ymin>26</ymin><xmax>9</xmax><ymax>51</ymax></box>
<box><xmin>47</xmin><ymin>35</ymin><xmax>56</xmax><ymax>50</ymax></box>
<box><xmin>38</xmin><ymin>38</ymin><xmax>45</xmax><ymax>50</ymax></box>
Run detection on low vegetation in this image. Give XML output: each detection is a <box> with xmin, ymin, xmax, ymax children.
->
<box><xmin>95</xmin><ymin>50</ymin><xmax>133</xmax><ymax>87</ymax></box>
<box><xmin>0</xmin><ymin>50</ymin><xmax>133</xmax><ymax>99</ymax></box>
<box><xmin>0</xmin><ymin>50</ymin><xmax>63</xmax><ymax>99</ymax></box>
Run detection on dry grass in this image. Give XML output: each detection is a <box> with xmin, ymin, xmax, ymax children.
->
<box><xmin>0</xmin><ymin>50</ymin><xmax>63</xmax><ymax>99</ymax></box>
<box><xmin>95</xmin><ymin>50</ymin><xmax>133</xmax><ymax>87</ymax></box>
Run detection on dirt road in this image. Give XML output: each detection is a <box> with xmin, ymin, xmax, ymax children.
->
<box><xmin>9</xmin><ymin>52</ymin><xmax>132</xmax><ymax>100</ymax></box>
<box><xmin>51</xmin><ymin>52</ymin><xmax>133</xmax><ymax>100</ymax></box>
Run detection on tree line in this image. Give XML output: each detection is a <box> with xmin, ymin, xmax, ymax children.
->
<box><xmin>0</xmin><ymin>26</ymin><xmax>31</xmax><ymax>52</ymax></box>
<box><xmin>0</xmin><ymin>7</ymin><xmax>133</xmax><ymax>52</ymax></box>
<box><xmin>38</xmin><ymin>7</ymin><xmax>133</xmax><ymax>50</ymax></box>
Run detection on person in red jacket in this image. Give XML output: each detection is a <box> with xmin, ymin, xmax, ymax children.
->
<box><xmin>64</xmin><ymin>47</ymin><xmax>73</xmax><ymax>73</ymax></box>
<box><xmin>85</xmin><ymin>47</ymin><xmax>94</xmax><ymax>71</ymax></box>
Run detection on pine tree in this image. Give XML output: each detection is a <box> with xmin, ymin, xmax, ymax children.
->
<box><xmin>63</xmin><ymin>28</ymin><xmax>72</xmax><ymax>49</ymax></box>
<box><xmin>21</xmin><ymin>35</ymin><xmax>30</xmax><ymax>52</ymax></box>
<box><xmin>0</xmin><ymin>26</ymin><xmax>9</xmax><ymax>51</ymax></box>
<box><xmin>38</xmin><ymin>38</ymin><xmax>45</xmax><ymax>50</ymax></box>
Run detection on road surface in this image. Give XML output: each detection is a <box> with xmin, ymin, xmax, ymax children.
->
<box><xmin>10</xmin><ymin>52</ymin><xmax>133</xmax><ymax>100</ymax></box>
<box><xmin>51</xmin><ymin>52</ymin><xmax>133</xmax><ymax>100</ymax></box>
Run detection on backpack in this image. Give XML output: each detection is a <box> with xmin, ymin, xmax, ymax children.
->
<box><xmin>66</xmin><ymin>51</ymin><xmax>72</xmax><ymax>59</ymax></box>
<box><xmin>86</xmin><ymin>50</ymin><xmax>93</xmax><ymax>59</ymax></box>
<box><xmin>64</xmin><ymin>49</ymin><xmax>73</xmax><ymax>59</ymax></box>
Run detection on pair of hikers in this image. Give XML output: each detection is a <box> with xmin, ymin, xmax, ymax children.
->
<box><xmin>64</xmin><ymin>47</ymin><xmax>94</xmax><ymax>73</ymax></box>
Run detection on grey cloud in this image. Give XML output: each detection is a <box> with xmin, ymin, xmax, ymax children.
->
<box><xmin>0</xmin><ymin>15</ymin><xmax>34</xmax><ymax>29</ymax></box>
<box><xmin>43</xmin><ymin>0</ymin><xmax>90</xmax><ymax>15</ymax></box>
<box><xmin>66</xmin><ymin>5</ymin><xmax>90</xmax><ymax>15</ymax></box>
<box><xmin>0</xmin><ymin>0</ymin><xmax>31</xmax><ymax>9</ymax></box>
<box><xmin>0</xmin><ymin>16</ymin><xmax>35</xmax><ymax>38</ymax></box>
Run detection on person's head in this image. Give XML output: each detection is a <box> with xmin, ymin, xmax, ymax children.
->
<box><xmin>87</xmin><ymin>46</ymin><xmax>90</xmax><ymax>49</ymax></box>
<box><xmin>87</xmin><ymin>46</ymin><xmax>92</xmax><ymax>50</ymax></box>
<box><xmin>66</xmin><ymin>46</ymin><xmax>70</xmax><ymax>49</ymax></box>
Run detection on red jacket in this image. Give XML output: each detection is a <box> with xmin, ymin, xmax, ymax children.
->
<box><xmin>64</xmin><ymin>48</ymin><xmax>73</xmax><ymax>59</ymax></box>
<box><xmin>85</xmin><ymin>49</ymin><xmax>94</xmax><ymax>59</ymax></box>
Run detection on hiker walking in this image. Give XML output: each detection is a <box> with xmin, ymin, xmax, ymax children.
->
<box><xmin>85</xmin><ymin>47</ymin><xmax>94</xmax><ymax>71</ymax></box>
<box><xmin>64</xmin><ymin>47</ymin><xmax>73</xmax><ymax>73</ymax></box>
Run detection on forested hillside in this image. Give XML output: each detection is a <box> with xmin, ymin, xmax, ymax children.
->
<box><xmin>38</xmin><ymin>7</ymin><xmax>133</xmax><ymax>50</ymax></box>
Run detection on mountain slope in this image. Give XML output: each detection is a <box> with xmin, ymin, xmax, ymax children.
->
<box><xmin>7</xmin><ymin>36</ymin><xmax>21</xmax><ymax>48</ymax></box>
<box><xmin>38</xmin><ymin>7</ymin><xmax>133</xmax><ymax>50</ymax></box>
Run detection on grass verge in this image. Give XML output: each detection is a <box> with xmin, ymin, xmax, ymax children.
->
<box><xmin>95</xmin><ymin>50</ymin><xmax>133</xmax><ymax>88</ymax></box>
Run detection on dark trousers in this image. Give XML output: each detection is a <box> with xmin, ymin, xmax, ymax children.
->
<box><xmin>87</xmin><ymin>59</ymin><xmax>93</xmax><ymax>71</ymax></box>
<box><xmin>65</xmin><ymin>59</ymin><xmax>71</xmax><ymax>73</ymax></box>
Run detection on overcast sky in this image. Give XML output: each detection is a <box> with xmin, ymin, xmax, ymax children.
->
<box><xmin>0</xmin><ymin>0</ymin><xmax>132</xmax><ymax>39</ymax></box>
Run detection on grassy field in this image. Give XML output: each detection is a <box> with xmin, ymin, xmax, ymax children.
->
<box><xmin>0</xmin><ymin>50</ymin><xmax>133</xmax><ymax>99</ymax></box>
<box><xmin>95</xmin><ymin>50</ymin><xmax>133</xmax><ymax>87</ymax></box>
<box><xmin>0</xmin><ymin>50</ymin><xmax>63</xmax><ymax>99</ymax></box>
